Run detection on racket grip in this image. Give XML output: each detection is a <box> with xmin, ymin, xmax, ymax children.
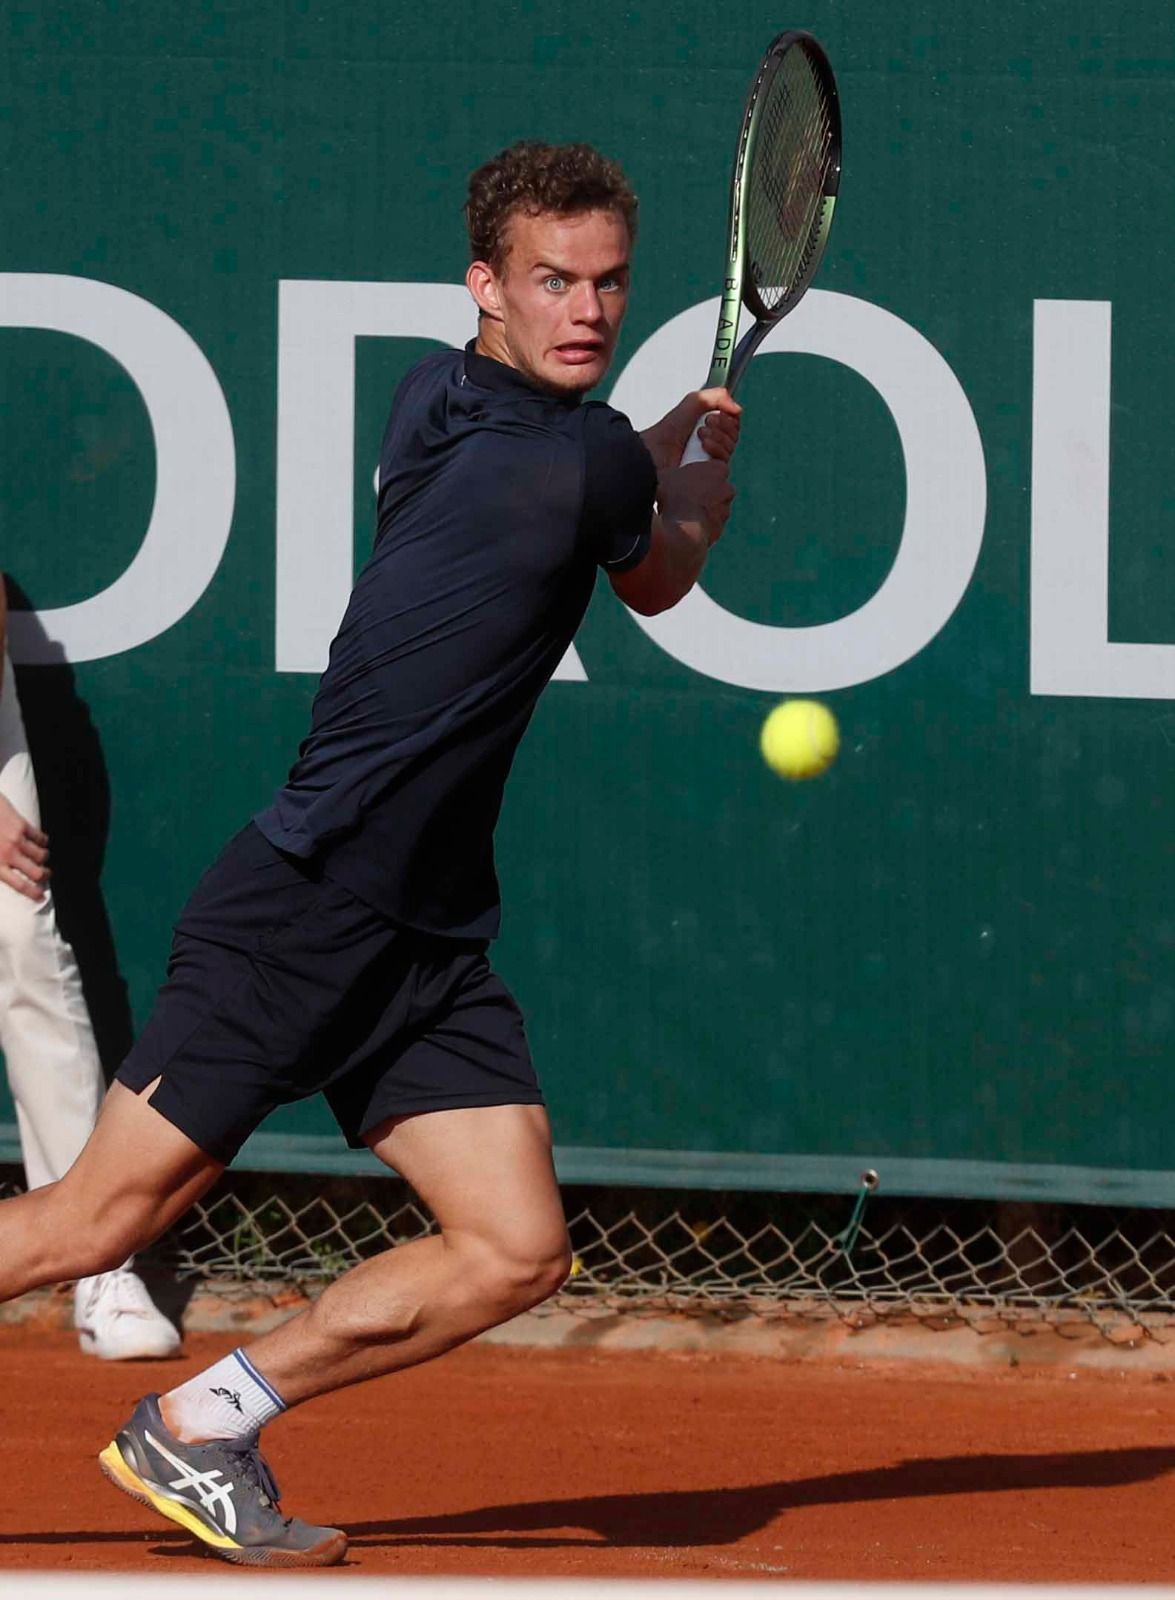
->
<box><xmin>679</xmin><ymin>420</ymin><xmax>713</xmax><ymax>467</ymax></box>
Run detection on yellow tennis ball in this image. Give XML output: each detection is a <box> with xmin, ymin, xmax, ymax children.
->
<box><xmin>760</xmin><ymin>699</ymin><xmax>840</xmax><ymax>781</ymax></box>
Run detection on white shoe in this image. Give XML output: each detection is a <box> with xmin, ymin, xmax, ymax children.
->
<box><xmin>74</xmin><ymin>1266</ymin><xmax>182</xmax><ymax>1360</ymax></box>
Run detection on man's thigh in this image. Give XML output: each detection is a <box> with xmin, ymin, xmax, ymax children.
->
<box><xmin>52</xmin><ymin>1079</ymin><xmax>224</xmax><ymax>1246</ymax></box>
<box><xmin>365</xmin><ymin>1101</ymin><xmax>565</xmax><ymax>1252</ymax></box>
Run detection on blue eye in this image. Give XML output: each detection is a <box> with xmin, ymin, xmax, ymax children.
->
<box><xmin>544</xmin><ymin>275</ymin><xmax>566</xmax><ymax>292</ymax></box>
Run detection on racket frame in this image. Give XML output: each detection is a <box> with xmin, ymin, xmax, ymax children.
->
<box><xmin>703</xmin><ymin>28</ymin><xmax>842</xmax><ymax>396</ymax></box>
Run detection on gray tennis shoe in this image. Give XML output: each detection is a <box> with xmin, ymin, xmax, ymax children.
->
<box><xmin>99</xmin><ymin>1394</ymin><xmax>347</xmax><ymax>1567</ymax></box>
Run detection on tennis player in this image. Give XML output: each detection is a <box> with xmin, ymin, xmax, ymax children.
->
<box><xmin>0</xmin><ymin>141</ymin><xmax>740</xmax><ymax>1566</ymax></box>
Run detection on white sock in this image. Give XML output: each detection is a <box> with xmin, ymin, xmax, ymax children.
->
<box><xmin>162</xmin><ymin>1348</ymin><xmax>287</xmax><ymax>1444</ymax></box>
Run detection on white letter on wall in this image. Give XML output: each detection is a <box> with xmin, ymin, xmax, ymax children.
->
<box><xmin>275</xmin><ymin>279</ymin><xmax>587</xmax><ymax>681</ymax></box>
<box><xmin>1030</xmin><ymin>300</ymin><xmax>1175</xmax><ymax>698</ymax></box>
<box><xmin>0</xmin><ymin>274</ymin><xmax>235</xmax><ymax>664</ymax></box>
<box><xmin>608</xmin><ymin>291</ymin><xmax>987</xmax><ymax>691</ymax></box>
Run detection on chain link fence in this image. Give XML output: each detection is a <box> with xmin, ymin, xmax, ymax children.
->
<box><xmin>6</xmin><ymin>1164</ymin><xmax>1175</xmax><ymax>1343</ymax></box>
<box><xmin>75</xmin><ymin>1168</ymin><xmax>1175</xmax><ymax>1344</ymax></box>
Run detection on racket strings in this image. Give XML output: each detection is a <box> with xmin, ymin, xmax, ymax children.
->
<box><xmin>753</xmin><ymin>92</ymin><xmax>831</xmax><ymax>300</ymax></box>
<box><xmin>746</xmin><ymin>52</ymin><xmax>835</xmax><ymax>312</ymax></box>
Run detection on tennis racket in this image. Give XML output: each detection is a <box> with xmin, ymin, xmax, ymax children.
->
<box><xmin>682</xmin><ymin>29</ymin><xmax>842</xmax><ymax>465</ymax></box>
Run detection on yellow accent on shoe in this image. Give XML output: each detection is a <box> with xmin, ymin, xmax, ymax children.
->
<box><xmin>99</xmin><ymin>1440</ymin><xmax>241</xmax><ymax>1553</ymax></box>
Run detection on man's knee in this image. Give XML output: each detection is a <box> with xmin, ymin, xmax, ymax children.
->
<box><xmin>36</xmin><ymin>1177</ymin><xmax>156</xmax><ymax>1278</ymax></box>
<box><xmin>72</xmin><ymin>1227</ymin><xmax>137</xmax><ymax>1277</ymax></box>
<box><xmin>473</xmin><ymin>1228</ymin><xmax>573</xmax><ymax>1314</ymax></box>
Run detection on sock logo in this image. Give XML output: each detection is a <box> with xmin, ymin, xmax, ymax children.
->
<box><xmin>210</xmin><ymin>1386</ymin><xmax>244</xmax><ymax>1414</ymax></box>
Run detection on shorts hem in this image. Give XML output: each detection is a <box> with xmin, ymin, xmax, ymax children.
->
<box><xmin>115</xmin><ymin>1056</ymin><xmax>160</xmax><ymax>1094</ymax></box>
<box><xmin>114</xmin><ymin>1070</ymin><xmax>238</xmax><ymax>1166</ymax></box>
<box><xmin>349</xmin><ymin>1090</ymin><xmax>546</xmax><ymax>1148</ymax></box>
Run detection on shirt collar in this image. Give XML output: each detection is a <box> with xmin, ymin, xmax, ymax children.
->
<box><xmin>462</xmin><ymin>340</ymin><xmax>582</xmax><ymax>406</ymax></box>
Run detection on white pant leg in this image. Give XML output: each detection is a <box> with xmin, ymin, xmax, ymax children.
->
<box><xmin>0</xmin><ymin>650</ymin><xmax>104</xmax><ymax>1190</ymax></box>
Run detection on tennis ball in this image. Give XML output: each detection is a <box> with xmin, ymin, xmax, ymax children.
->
<box><xmin>760</xmin><ymin>699</ymin><xmax>840</xmax><ymax>781</ymax></box>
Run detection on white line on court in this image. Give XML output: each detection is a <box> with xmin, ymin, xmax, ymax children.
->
<box><xmin>7</xmin><ymin>1582</ymin><xmax>1175</xmax><ymax>1598</ymax></box>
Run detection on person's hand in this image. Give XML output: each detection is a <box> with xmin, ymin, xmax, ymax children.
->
<box><xmin>658</xmin><ymin>455</ymin><xmax>737</xmax><ymax>550</ymax></box>
<box><xmin>639</xmin><ymin>387</ymin><xmax>741</xmax><ymax>472</ymax></box>
<box><xmin>0</xmin><ymin>792</ymin><xmax>49</xmax><ymax>902</ymax></box>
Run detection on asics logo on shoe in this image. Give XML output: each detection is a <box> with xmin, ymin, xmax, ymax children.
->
<box><xmin>210</xmin><ymin>1386</ymin><xmax>244</xmax><ymax>1414</ymax></box>
<box><xmin>144</xmin><ymin>1430</ymin><xmax>238</xmax><ymax>1535</ymax></box>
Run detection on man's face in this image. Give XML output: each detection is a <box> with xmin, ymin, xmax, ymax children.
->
<box><xmin>473</xmin><ymin>207</ymin><xmax>631</xmax><ymax>396</ymax></box>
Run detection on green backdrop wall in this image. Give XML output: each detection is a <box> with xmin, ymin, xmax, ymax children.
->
<box><xmin>3</xmin><ymin>3</ymin><xmax>1175</xmax><ymax>1202</ymax></box>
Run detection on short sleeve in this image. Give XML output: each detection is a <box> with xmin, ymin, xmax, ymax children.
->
<box><xmin>579</xmin><ymin>406</ymin><xmax>657</xmax><ymax>573</ymax></box>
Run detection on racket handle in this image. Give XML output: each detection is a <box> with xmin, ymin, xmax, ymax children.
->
<box><xmin>679</xmin><ymin>418</ymin><xmax>713</xmax><ymax>467</ymax></box>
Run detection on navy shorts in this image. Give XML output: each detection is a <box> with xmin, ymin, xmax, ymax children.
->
<box><xmin>116</xmin><ymin>824</ymin><xmax>543</xmax><ymax>1164</ymax></box>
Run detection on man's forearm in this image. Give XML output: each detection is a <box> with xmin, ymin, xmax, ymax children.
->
<box><xmin>611</xmin><ymin>512</ymin><xmax>709</xmax><ymax>617</ymax></box>
<box><xmin>649</xmin><ymin>511</ymin><xmax>709</xmax><ymax>606</ymax></box>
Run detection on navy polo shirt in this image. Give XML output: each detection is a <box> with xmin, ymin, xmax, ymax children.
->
<box><xmin>254</xmin><ymin>341</ymin><xmax>657</xmax><ymax>939</ymax></box>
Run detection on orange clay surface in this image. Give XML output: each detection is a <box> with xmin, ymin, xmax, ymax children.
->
<box><xmin>2</xmin><ymin>1328</ymin><xmax>1175</xmax><ymax>1580</ymax></box>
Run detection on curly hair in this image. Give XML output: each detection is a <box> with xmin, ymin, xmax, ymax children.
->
<box><xmin>466</xmin><ymin>141</ymin><xmax>638</xmax><ymax>273</ymax></box>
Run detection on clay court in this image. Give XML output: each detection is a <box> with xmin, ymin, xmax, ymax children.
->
<box><xmin>2</xmin><ymin>1328</ymin><xmax>1175</xmax><ymax>1582</ymax></box>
